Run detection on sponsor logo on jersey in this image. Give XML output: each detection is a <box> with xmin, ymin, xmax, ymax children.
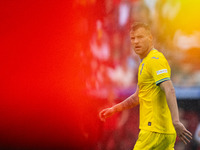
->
<box><xmin>156</xmin><ymin>69</ymin><xmax>168</xmax><ymax>75</ymax></box>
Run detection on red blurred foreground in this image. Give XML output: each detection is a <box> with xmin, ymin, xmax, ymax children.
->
<box><xmin>0</xmin><ymin>1</ymin><xmax>99</xmax><ymax>149</ymax></box>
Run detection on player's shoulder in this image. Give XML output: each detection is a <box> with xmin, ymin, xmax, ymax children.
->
<box><xmin>148</xmin><ymin>49</ymin><xmax>166</xmax><ymax>61</ymax></box>
<box><xmin>145</xmin><ymin>49</ymin><xmax>167</xmax><ymax>67</ymax></box>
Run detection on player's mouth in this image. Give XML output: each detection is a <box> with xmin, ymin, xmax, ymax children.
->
<box><xmin>135</xmin><ymin>45</ymin><xmax>142</xmax><ymax>50</ymax></box>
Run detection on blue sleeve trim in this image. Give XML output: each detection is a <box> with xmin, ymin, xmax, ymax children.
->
<box><xmin>156</xmin><ymin>77</ymin><xmax>170</xmax><ymax>85</ymax></box>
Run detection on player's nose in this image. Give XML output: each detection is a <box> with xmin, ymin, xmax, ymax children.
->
<box><xmin>133</xmin><ymin>38</ymin><xmax>139</xmax><ymax>44</ymax></box>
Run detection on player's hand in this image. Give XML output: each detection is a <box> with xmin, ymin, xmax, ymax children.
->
<box><xmin>99</xmin><ymin>107</ymin><xmax>115</xmax><ymax>122</ymax></box>
<box><xmin>173</xmin><ymin>121</ymin><xmax>192</xmax><ymax>144</ymax></box>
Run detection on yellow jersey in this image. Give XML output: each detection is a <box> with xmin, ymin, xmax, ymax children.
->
<box><xmin>138</xmin><ymin>49</ymin><xmax>175</xmax><ymax>134</ymax></box>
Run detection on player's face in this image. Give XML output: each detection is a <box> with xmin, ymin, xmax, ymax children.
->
<box><xmin>130</xmin><ymin>27</ymin><xmax>153</xmax><ymax>59</ymax></box>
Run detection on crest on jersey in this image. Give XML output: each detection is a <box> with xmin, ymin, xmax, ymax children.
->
<box><xmin>140</xmin><ymin>63</ymin><xmax>144</xmax><ymax>75</ymax></box>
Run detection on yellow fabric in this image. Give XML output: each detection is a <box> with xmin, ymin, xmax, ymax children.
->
<box><xmin>138</xmin><ymin>49</ymin><xmax>175</xmax><ymax>134</ymax></box>
<box><xmin>133</xmin><ymin>130</ymin><xmax>176</xmax><ymax>150</ymax></box>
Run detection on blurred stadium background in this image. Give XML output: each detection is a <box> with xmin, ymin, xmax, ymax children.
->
<box><xmin>0</xmin><ymin>0</ymin><xmax>200</xmax><ymax>150</ymax></box>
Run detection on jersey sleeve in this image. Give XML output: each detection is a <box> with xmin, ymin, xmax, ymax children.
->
<box><xmin>148</xmin><ymin>55</ymin><xmax>171</xmax><ymax>85</ymax></box>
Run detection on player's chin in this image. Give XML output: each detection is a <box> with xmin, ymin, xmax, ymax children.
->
<box><xmin>134</xmin><ymin>49</ymin><xmax>141</xmax><ymax>55</ymax></box>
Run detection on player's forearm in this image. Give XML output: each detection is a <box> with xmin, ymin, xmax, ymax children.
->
<box><xmin>112</xmin><ymin>93</ymin><xmax>139</xmax><ymax>113</ymax></box>
<box><xmin>160</xmin><ymin>81</ymin><xmax>180</xmax><ymax>124</ymax></box>
<box><xmin>165</xmin><ymin>87</ymin><xmax>180</xmax><ymax>123</ymax></box>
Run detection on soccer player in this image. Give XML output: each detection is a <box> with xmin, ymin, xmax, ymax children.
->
<box><xmin>99</xmin><ymin>22</ymin><xmax>192</xmax><ymax>149</ymax></box>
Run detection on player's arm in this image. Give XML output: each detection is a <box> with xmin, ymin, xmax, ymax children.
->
<box><xmin>160</xmin><ymin>80</ymin><xmax>192</xmax><ymax>144</ymax></box>
<box><xmin>99</xmin><ymin>86</ymin><xmax>139</xmax><ymax>122</ymax></box>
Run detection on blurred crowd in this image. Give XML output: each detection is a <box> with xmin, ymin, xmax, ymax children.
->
<box><xmin>79</xmin><ymin>98</ymin><xmax>200</xmax><ymax>150</ymax></box>
<box><xmin>73</xmin><ymin>0</ymin><xmax>200</xmax><ymax>149</ymax></box>
<box><xmin>75</xmin><ymin>0</ymin><xmax>200</xmax><ymax>97</ymax></box>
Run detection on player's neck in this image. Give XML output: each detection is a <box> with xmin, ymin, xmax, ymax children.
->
<box><xmin>140</xmin><ymin>46</ymin><xmax>154</xmax><ymax>59</ymax></box>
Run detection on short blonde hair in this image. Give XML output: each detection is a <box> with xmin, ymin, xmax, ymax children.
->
<box><xmin>130</xmin><ymin>22</ymin><xmax>151</xmax><ymax>33</ymax></box>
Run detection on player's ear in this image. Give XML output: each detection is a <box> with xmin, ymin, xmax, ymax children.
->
<box><xmin>148</xmin><ymin>34</ymin><xmax>153</xmax><ymax>46</ymax></box>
